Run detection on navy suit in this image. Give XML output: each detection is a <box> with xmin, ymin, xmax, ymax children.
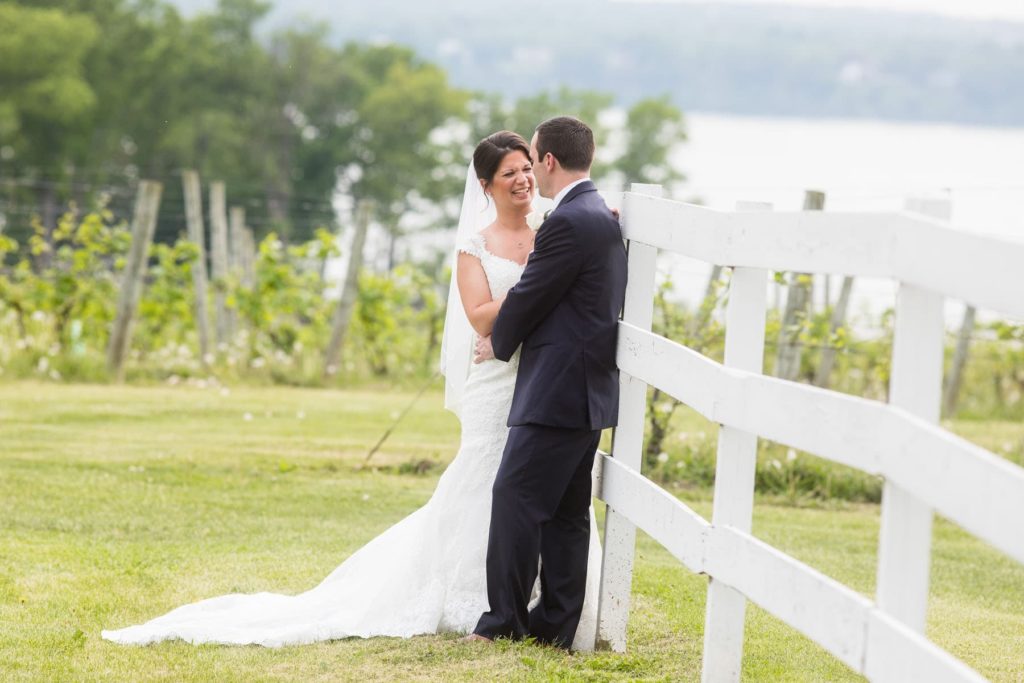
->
<box><xmin>474</xmin><ymin>180</ymin><xmax>627</xmax><ymax>647</ymax></box>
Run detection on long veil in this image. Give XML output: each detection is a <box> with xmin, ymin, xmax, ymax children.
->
<box><xmin>440</xmin><ymin>161</ymin><xmax>495</xmax><ymax>417</ymax></box>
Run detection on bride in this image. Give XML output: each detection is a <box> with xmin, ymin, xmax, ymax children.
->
<box><xmin>101</xmin><ymin>131</ymin><xmax>603</xmax><ymax>651</ymax></box>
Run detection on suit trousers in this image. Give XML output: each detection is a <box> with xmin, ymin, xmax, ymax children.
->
<box><xmin>473</xmin><ymin>424</ymin><xmax>601</xmax><ymax>648</ymax></box>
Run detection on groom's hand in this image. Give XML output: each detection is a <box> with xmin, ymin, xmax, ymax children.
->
<box><xmin>473</xmin><ymin>335</ymin><xmax>495</xmax><ymax>364</ymax></box>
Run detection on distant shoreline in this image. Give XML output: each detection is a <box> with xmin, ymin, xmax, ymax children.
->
<box><xmin>167</xmin><ymin>0</ymin><xmax>1024</xmax><ymax>128</ymax></box>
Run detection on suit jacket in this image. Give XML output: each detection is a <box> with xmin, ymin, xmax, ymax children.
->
<box><xmin>491</xmin><ymin>180</ymin><xmax>627</xmax><ymax>430</ymax></box>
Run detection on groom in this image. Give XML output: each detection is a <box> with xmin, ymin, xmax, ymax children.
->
<box><xmin>469</xmin><ymin>116</ymin><xmax>627</xmax><ymax>648</ymax></box>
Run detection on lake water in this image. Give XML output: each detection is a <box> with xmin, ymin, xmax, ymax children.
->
<box><xmin>680</xmin><ymin>113</ymin><xmax>1024</xmax><ymax>235</ymax></box>
<box><xmin>344</xmin><ymin>112</ymin><xmax>1024</xmax><ymax>328</ymax></box>
<box><xmin>641</xmin><ymin>112</ymin><xmax>1024</xmax><ymax>327</ymax></box>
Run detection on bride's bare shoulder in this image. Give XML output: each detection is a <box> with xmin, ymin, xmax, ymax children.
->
<box><xmin>477</xmin><ymin>222</ymin><xmax>499</xmax><ymax>241</ymax></box>
<box><xmin>457</xmin><ymin>229</ymin><xmax>489</xmax><ymax>259</ymax></box>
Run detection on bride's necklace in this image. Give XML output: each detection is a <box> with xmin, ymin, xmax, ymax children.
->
<box><xmin>495</xmin><ymin>220</ymin><xmax>530</xmax><ymax>249</ymax></box>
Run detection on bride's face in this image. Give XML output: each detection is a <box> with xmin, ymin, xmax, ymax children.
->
<box><xmin>483</xmin><ymin>150</ymin><xmax>535</xmax><ymax>213</ymax></box>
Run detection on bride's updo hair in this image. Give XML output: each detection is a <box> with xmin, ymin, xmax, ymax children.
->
<box><xmin>473</xmin><ymin>131</ymin><xmax>531</xmax><ymax>188</ymax></box>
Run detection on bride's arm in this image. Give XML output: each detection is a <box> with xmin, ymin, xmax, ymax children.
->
<box><xmin>457</xmin><ymin>252</ymin><xmax>504</xmax><ymax>337</ymax></box>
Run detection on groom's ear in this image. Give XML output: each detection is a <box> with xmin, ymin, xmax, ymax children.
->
<box><xmin>543</xmin><ymin>152</ymin><xmax>558</xmax><ymax>174</ymax></box>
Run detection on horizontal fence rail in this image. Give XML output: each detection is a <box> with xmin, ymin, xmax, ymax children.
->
<box><xmin>616</xmin><ymin>321</ymin><xmax>1024</xmax><ymax>565</ymax></box>
<box><xmin>595</xmin><ymin>190</ymin><xmax>1024</xmax><ymax>681</ymax></box>
<box><xmin>620</xmin><ymin>193</ymin><xmax>1024</xmax><ymax>319</ymax></box>
<box><xmin>594</xmin><ymin>454</ymin><xmax>986</xmax><ymax>682</ymax></box>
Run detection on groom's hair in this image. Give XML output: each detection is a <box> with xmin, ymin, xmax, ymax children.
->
<box><xmin>535</xmin><ymin>116</ymin><xmax>594</xmax><ymax>172</ymax></box>
<box><xmin>474</xmin><ymin>131</ymin><xmax>532</xmax><ymax>187</ymax></box>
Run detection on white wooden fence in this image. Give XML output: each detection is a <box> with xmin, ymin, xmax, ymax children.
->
<box><xmin>592</xmin><ymin>184</ymin><xmax>1024</xmax><ymax>682</ymax></box>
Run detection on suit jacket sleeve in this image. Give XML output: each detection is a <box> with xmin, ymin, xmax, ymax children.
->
<box><xmin>491</xmin><ymin>215</ymin><xmax>582</xmax><ymax>361</ymax></box>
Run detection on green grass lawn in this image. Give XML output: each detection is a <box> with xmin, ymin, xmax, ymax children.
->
<box><xmin>1</xmin><ymin>381</ymin><xmax>1022</xmax><ymax>682</ymax></box>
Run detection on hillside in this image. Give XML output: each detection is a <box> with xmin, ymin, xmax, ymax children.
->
<box><xmin>172</xmin><ymin>0</ymin><xmax>1024</xmax><ymax>126</ymax></box>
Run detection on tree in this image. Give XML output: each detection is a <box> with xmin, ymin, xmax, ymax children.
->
<box><xmin>337</xmin><ymin>44</ymin><xmax>468</xmax><ymax>267</ymax></box>
<box><xmin>466</xmin><ymin>87</ymin><xmax>614</xmax><ymax>178</ymax></box>
<box><xmin>613</xmin><ymin>95</ymin><xmax>688</xmax><ymax>189</ymax></box>
<box><xmin>0</xmin><ymin>4</ymin><xmax>97</xmax><ymax>138</ymax></box>
<box><xmin>0</xmin><ymin>3</ymin><xmax>98</xmax><ymax>247</ymax></box>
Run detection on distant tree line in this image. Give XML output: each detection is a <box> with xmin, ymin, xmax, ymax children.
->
<box><xmin>0</xmin><ymin>0</ymin><xmax>688</xmax><ymax>257</ymax></box>
<box><xmin>279</xmin><ymin>0</ymin><xmax>1024</xmax><ymax>127</ymax></box>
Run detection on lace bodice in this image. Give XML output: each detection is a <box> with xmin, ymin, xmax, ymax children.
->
<box><xmin>457</xmin><ymin>232</ymin><xmax>526</xmax><ymax>301</ymax></box>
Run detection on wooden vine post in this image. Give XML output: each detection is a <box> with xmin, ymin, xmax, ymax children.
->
<box><xmin>107</xmin><ymin>180</ymin><xmax>163</xmax><ymax>380</ymax></box>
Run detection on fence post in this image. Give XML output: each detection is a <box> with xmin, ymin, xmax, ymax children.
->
<box><xmin>595</xmin><ymin>183</ymin><xmax>661</xmax><ymax>652</ymax></box>
<box><xmin>701</xmin><ymin>201</ymin><xmax>771</xmax><ymax>682</ymax></box>
<box><xmin>874</xmin><ymin>197</ymin><xmax>949</xmax><ymax>634</ymax></box>
<box><xmin>323</xmin><ymin>200</ymin><xmax>372</xmax><ymax>377</ymax></box>
<box><xmin>229</xmin><ymin>206</ymin><xmax>246</xmax><ymax>272</ymax></box>
<box><xmin>241</xmin><ymin>227</ymin><xmax>256</xmax><ymax>288</ymax></box>
<box><xmin>775</xmin><ymin>190</ymin><xmax>824</xmax><ymax>380</ymax></box>
<box><xmin>942</xmin><ymin>304</ymin><xmax>976</xmax><ymax>418</ymax></box>
<box><xmin>182</xmin><ymin>170</ymin><xmax>211</xmax><ymax>366</ymax></box>
<box><xmin>814</xmin><ymin>274</ymin><xmax>855</xmax><ymax>388</ymax></box>
<box><xmin>227</xmin><ymin>206</ymin><xmax>246</xmax><ymax>336</ymax></box>
<box><xmin>107</xmin><ymin>180</ymin><xmax>163</xmax><ymax>380</ymax></box>
<box><xmin>210</xmin><ymin>181</ymin><xmax>230</xmax><ymax>346</ymax></box>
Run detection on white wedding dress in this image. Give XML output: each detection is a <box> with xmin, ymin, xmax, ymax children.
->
<box><xmin>102</xmin><ymin>232</ymin><xmax>602</xmax><ymax>650</ymax></box>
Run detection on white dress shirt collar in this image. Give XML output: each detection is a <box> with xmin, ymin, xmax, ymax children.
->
<box><xmin>552</xmin><ymin>177</ymin><xmax>591</xmax><ymax>209</ymax></box>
